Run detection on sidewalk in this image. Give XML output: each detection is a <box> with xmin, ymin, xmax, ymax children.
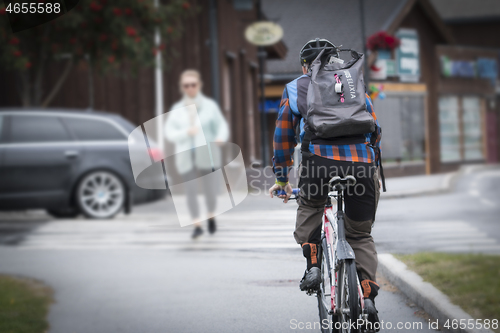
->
<box><xmin>380</xmin><ymin>172</ymin><xmax>455</xmax><ymax>199</ymax></box>
<box><xmin>247</xmin><ymin>165</ymin><xmax>458</xmax><ymax>200</ymax></box>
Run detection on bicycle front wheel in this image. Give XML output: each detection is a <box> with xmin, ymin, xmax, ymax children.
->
<box><xmin>338</xmin><ymin>259</ymin><xmax>361</xmax><ymax>333</ymax></box>
<box><xmin>317</xmin><ymin>241</ymin><xmax>335</xmax><ymax>333</ymax></box>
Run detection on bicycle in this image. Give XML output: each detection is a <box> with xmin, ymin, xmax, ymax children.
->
<box><xmin>276</xmin><ymin>175</ymin><xmax>369</xmax><ymax>333</ymax></box>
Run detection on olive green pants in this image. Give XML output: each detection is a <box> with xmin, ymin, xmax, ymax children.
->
<box><xmin>293</xmin><ymin>155</ymin><xmax>380</xmax><ymax>282</ymax></box>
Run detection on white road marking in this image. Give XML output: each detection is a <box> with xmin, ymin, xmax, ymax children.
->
<box><xmin>5</xmin><ymin>215</ymin><xmax>499</xmax><ymax>255</ymax></box>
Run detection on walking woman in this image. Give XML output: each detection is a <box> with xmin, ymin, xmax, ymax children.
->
<box><xmin>165</xmin><ymin>69</ymin><xmax>229</xmax><ymax>238</ymax></box>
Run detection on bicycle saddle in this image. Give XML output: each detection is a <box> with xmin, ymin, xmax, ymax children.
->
<box><xmin>328</xmin><ymin>175</ymin><xmax>357</xmax><ymax>188</ymax></box>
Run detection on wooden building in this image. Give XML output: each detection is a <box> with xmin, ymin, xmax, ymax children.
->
<box><xmin>262</xmin><ymin>0</ymin><xmax>500</xmax><ymax>175</ymax></box>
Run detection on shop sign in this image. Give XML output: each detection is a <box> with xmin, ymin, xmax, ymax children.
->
<box><xmin>244</xmin><ymin>21</ymin><xmax>283</xmax><ymax>46</ymax></box>
<box><xmin>441</xmin><ymin>56</ymin><xmax>498</xmax><ymax>85</ymax></box>
<box><xmin>396</xmin><ymin>29</ymin><xmax>420</xmax><ymax>82</ymax></box>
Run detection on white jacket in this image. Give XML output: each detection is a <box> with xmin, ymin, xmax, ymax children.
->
<box><xmin>164</xmin><ymin>93</ymin><xmax>229</xmax><ymax>174</ymax></box>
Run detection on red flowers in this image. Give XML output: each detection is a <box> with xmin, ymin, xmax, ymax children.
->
<box><xmin>182</xmin><ymin>2</ymin><xmax>190</xmax><ymax>10</ymax></box>
<box><xmin>108</xmin><ymin>55</ymin><xmax>115</xmax><ymax>63</ymax></box>
<box><xmin>152</xmin><ymin>44</ymin><xmax>166</xmax><ymax>56</ymax></box>
<box><xmin>112</xmin><ymin>8</ymin><xmax>122</xmax><ymax>16</ymax></box>
<box><xmin>366</xmin><ymin>31</ymin><xmax>400</xmax><ymax>51</ymax></box>
<box><xmin>90</xmin><ymin>1</ymin><xmax>102</xmax><ymax>11</ymax></box>
<box><xmin>9</xmin><ymin>37</ymin><xmax>20</xmax><ymax>45</ymax></box>
<box><xmin>99</xmin><ymin>34</ymin><xmax>107</xmax><ymax>41</ymax></box>
<box><xmin>125</xmin><ymin>26</ymin><xmax>137</xmax><ymax>37</ymax></box>
<box><xmin>25</xmin><ymin>62</ymin><xmax>32</xmax><ymax>69</ymax></box>
<box><xmin>13</xmin><ymin>50</ymin><xmax>22</xmax><ymax>57</ymax></box>
<box><xmin>124</xmin><ymin>8</ymin><xmax>132</xmax><ymax>15</ymax></box>
<box><xmin>166</xmin><ymin>26</ymin><xmax>173</xmax><ymax>34</ymax></box>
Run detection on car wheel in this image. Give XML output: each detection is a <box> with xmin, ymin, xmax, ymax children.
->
<box><xmin>76</xmin><ymin>170</ymin><xmax>126</xmax><ymax>219</ymax></box>
<box><xmin>47</xmin><ymin>207</ymin><xmax>80</xmax><ymax>218</ymax></box>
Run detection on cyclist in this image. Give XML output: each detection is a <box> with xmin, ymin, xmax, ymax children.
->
<box><xmin>268</xmin><ymin>38</ymin><xmax>382</xmax><ymax>327</ymax></box>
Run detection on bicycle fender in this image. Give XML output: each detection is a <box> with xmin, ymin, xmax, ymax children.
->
<box><xmin>336</xmin><ymin>239</ymin><xmax>355</xmax><ymax>260</ymax></box>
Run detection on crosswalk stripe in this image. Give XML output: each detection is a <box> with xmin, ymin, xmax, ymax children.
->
<box><xmin>4</xmin><ymin>216</ymin><xmax>499</xmax><ymax>254</ymax></box>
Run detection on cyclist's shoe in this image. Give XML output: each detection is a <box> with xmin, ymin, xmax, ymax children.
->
<box><xmin>302</xmin><ymin>243</ymin><xmax>319</xmax><ymax>270</ymax></box>
<box><xmin>363</xmin><ymin>298</ymin><xmax>380</xmax><ymax>332</ymax></box>
<box><xmin>192</xmin><ymin>226</ymin><xmax>203</xmax><ymax>239</ymax></box>
<box><xmin>299</xmin><ymin>267</ymin><xmax>321</xmax><ymax>291</ymax></box>
<box><xmin>208</xmin><ymin>218</ymin><xmax>216</xmax><ymax>234</ymax></box>
<box><xmin>361</xmin><ymin>280</ymin><xmax>380</xmax><ymax>332</ymax></box>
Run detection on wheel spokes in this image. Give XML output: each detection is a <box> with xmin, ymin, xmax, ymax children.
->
<box><xmin>79</xmin><ymin>172</ymin><xmax>125</xmax><ymax>218</ymax></box>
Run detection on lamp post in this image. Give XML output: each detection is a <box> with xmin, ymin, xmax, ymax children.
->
<box><xmin>359</xmin><ymin>0</ymin><xmax>369</xmax><ymax>82</ymax></box>
<box><xmin>256</xmin><ymin>0</ymin><xmax>268</xmax><ymax>166</ymax></box>
<box><xmin>209</xmin><ymin>0</ymin><xmax>220</xmax><ymax>103</ymax></box>
<box><xmin>154</xmin><ymin>0</ymin><xmax>164</xmax><ymax>153</ymax></box>
<box><xmin>244</xmin><ymin>1</ymin><xmax>283</xmax><ymax>166</ymax></box>
<box><xmin>258</xmin><ymin>48</ymin><xmax>268</xmax><ymax>166</ymax></box>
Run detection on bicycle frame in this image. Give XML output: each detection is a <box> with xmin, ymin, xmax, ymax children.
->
<box><xmin>274</xmin><ymin>181</ymin><xmax>367</xmax><ymax>326</ymax></box>
<box><xmin>322</xmin><ymin>186</ymin><xmax>365</xmax><ymax>316</ymax></box>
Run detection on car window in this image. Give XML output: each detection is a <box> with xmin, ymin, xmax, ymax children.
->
<box><xmin>63</xmin><ymin>117</ymin><xmax>127</xmax><ymax>141</ymax></box>
<box><xmin>9</xmin><ymin>115</ymin><xmax>71</xmax><ymax>143</ymax></box>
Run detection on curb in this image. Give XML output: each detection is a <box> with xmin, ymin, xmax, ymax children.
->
<box><xmin>377</xmin><ymin>253</ymin><xmax>494</xmax><ymax>333</ymax></box>
<box><xmin>380</xmin><ymin>171</ymin><xmax>458</xmax><ymax>199</ymax></box>
<box><xmin>380</xmin><ymin>163</ymin><xmax>499</xmax><ymax>200</ymax></box>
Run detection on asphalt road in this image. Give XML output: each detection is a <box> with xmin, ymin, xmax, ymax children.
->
<box><xmin>0</xmin><ymin>166</ymin><xmax>498</xmax><ymax>332</ymax></box>
<box><xmin>0</xmin><ymin>249</ymin><xmax>436</xmax><ymax>333</ymax></box>
<box><xmin>374</xmin><ymin>166</ymin><xmax>500</xmax><ymax>254</ymax></box>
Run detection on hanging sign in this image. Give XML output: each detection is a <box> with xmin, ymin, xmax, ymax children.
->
<box><xmin>245</xmin><ymin>21</ymin><xmax>283</xmax><ymax>46</ymax></box>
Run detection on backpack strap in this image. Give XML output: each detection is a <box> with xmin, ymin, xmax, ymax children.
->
<box><xmin>301</xmin><ymin>128</ymin><xmax>314</xmax><ymax>157</ymax></box>
<box><xmin>368</xmin><ymin>143</ymin><xmax>386</xmax><ymax>192</ymax></box>
<box><xmin>376</xmin><ymin>147</ymin><xmax>387</xmax><ymax>192</ymax></box>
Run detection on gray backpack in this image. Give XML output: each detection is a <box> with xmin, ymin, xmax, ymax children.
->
<box><xmin>306</xmin><ymin>48</ymin><xmax>375</xmax><ymax>138</ymax></box>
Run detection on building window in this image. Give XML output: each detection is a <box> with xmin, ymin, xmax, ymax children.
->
<box><xmin>439</xmin><ymin>96</ymin><xmax>461</xmax><ymax>162</ymax></box>
<box><xmin>373</xmin><ymin>95</ymin><xmax>425</xmax><ymax>162</ymax></box>
<box><xmin>462</xmin><ymin>97</ymin><xmax>483</xmax><ymax>160</ymax></box>
<box><xmin>439</xmin><ymin>95</ymin><xmax>484</xmax><ymax>162</ymax></box>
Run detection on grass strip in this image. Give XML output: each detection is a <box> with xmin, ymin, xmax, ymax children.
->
<box><xmin>0</xmin><ymin>275</ymin><xmax>52</xmax><ymax>333</ymax></box>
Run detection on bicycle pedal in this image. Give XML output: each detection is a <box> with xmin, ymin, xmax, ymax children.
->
<box><xmin>305</xmin><ymin>288</ymin><xmax>319</xmax><ymax>296</ymax></box>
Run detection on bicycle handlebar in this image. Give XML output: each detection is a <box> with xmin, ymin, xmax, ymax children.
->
<box><xmin>274</xmin><ymin>188</ymin><xmax>300</xmax><ymax>197</ymax></box>
<box><xmin>273</xmin><ymin>176</ymin><xmax>356</xmax><ymax>201</ymax></box>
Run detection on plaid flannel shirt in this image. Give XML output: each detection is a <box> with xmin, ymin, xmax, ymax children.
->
<box><xmin>273</xmin><ymin>76</ymin><xmax>381</xmax><ymax>183</ymax></box>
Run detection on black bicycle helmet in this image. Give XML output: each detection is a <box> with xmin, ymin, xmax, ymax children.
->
<box><xmin>299</xmin><ymin>38</ymin><xmax>339</xmax><ymax>65</ymax></box>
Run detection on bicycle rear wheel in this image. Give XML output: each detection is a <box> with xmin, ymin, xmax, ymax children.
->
<box><xmin>338</xmin><ymin>259</ymin><xmax>361</xmax><ymax>333</ymax></box>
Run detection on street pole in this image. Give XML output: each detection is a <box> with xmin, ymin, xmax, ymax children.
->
<box><xmin>257</xmin><ymin>0</ymin><xmax>268</xmax><ymax>166</ymax></box>
<box><xmin>258</xmin><ymin>49</ymin><xmax>268</xmax><ymax>166</ymax></box>
<box><xmin>359</xmin><ymin>0</ymin><xmax>369</xmax><ymax>83</ymax></box>
<box><xmin>86</xmin><ymin>54</ymin><xmax>94</xmax><ymax>111</ymax></box>
<box><xmin>154</xmin><ymin>0</ymin><xmax>164</xmax><ymax>153</ymax></box>
<box><xmin>209</xmin><ymin>0</ymin><xmax>220</xmax><ymax>103</ymax></box>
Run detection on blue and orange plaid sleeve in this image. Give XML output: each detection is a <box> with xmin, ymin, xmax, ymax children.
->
<box><xmin>273</xmin><ymin>88</ymin><xmax>300</xmax><ymax>183</ymax></box>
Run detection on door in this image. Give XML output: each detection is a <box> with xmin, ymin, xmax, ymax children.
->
<box><xmin>0</xmin><ymin>113</ymin><xmax>82</xmax><ymax>209</ymax></box>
